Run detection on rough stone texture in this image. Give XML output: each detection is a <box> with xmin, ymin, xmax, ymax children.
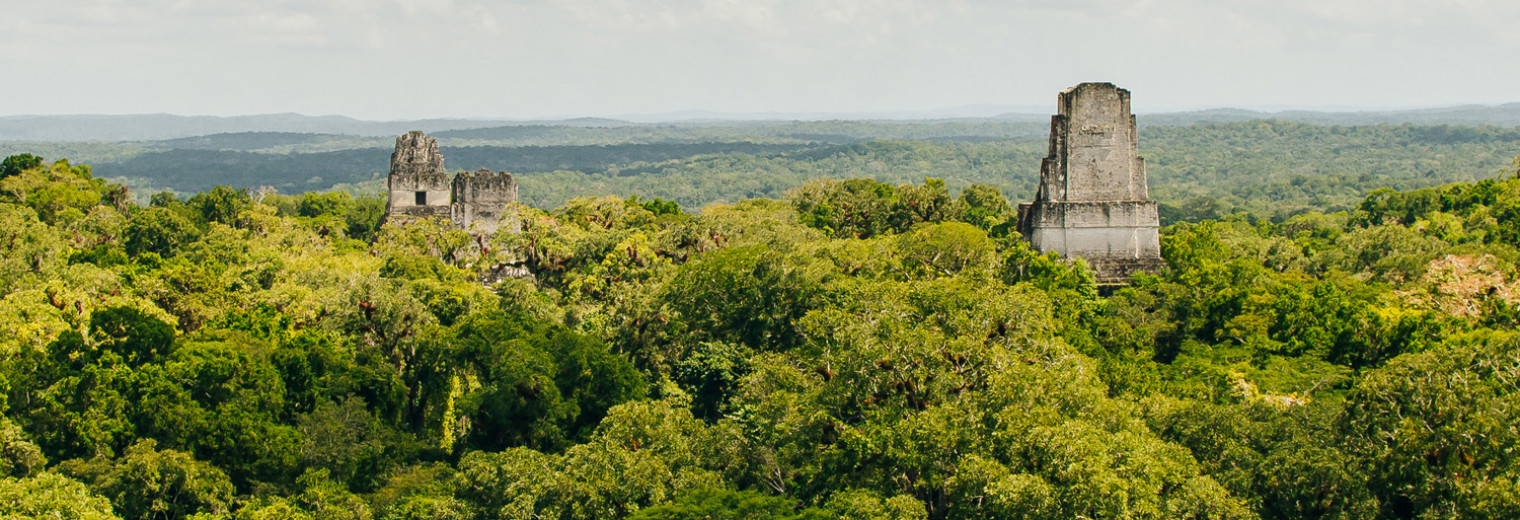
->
<box><xmin>1017</xmin><ymin>83</ymin><xmax>1164</xmax><ymax>284</ymax></box>
<box><xmin>386</xmin><ymin>131</ymin><xmax>453</xmax><ymax>222</ymax></box>
<box><xmin>451</xmin><ymin>168</ymin><xmax>520</xmax><ymax>235</ymax></box>
<box><xmin>384</xmin><ymin>131</ymin><xmax>519</xmax><ymax>233</ymax></box>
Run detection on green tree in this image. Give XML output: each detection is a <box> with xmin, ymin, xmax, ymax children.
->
<box><xmin>297</xmin><ymin>192</ymin><xmax>353</xmax><ymax>219</ymax></box>
<box><xmin>125</xmin><ymin>207</ymin><xmax>201</xmax><ymax>257</ymax></box>
<box><xmin>630</xmin><ymin>488</ymin><xmax>831</xmax><ymax>520</ymax></box>
<box><xmin>1</xmin><ymin>159</ymin><xmax>112</xmax><ymax>224</ymax></box>
<box><xmin>661</xmin><ymin>245</ymin><xmax>830</xmax><ymax>351</ymax></box>
<box><xmin>454</xmin><ymin>313</ymin><xmax>645</xmax><ymax>451</ymax></box>
<box><xmin>673</xmin><ymin>341</ymin><xmax>752</xmax><ymax>421</ymax></box>
<box><xmin>296</xmin><ymin>397</ymin><xmax>388</xmax><ymax>488</ymax></box>
<box><xmin>1</xmin><ymin>153</ymin><xmax>43</xmax><ymax>179</ymax></box>
<box><xmin>288</xmin><ymin>469</ymin><xmax>374</xmax><ymax>520</ymax></box>
<box><xmin>999</xmin><ymin>240</ymin><xmax>1096</xmax><ymax>295</ymax></box>
<box><xmin>0</xmin><ymin>418</ymin><xmax>47</xmax><ymax>478</ymax></box>
<box><xmin>0</xmin><ymin>204</ymin><xmax>70</xmax><ymax>294</ymax></box>
<box><xmin>131</xmin><ymin>333</ymin><xmax>301</xmax><ymax>489</ymax></box>
<box><xmin>188</xmin><ymin>186</ymin><xmax>248</xmax><ymax>227</ymax></box>
<box><xmin>7</xmin><ymin>307</ymin><xmax>177</xmax><ymax>460</ymax></box>
<box><xmin>58</xmin><ymin>439</ymin><xmax>234</xmax><ymax>520</ymax></box>
<box><xmin>1345</xmin><ymin>333</ymin><xmax>1520</xmax><ymax>518</ymax></box>
<box><xmin>0</xmin><ymin>472</ymin><xmax>122</xmax><ymax>520</ymax></box>
<box><xmin>825</xmin><ymin>490</ymin><xmax>928</xmax><ymax>520</ymax></box>
<box><xmin>345</xmin><ymin>196</ymin><xmax>386</xmax><ymax>241</ymax></box>
<box><xmin>87</xmin><ymin>307</ymin><xmax>177</xmax><ymax>368</ymax></box>
<box><xmin>954</xmin><ymin>184</ymin><xmax>1016</xmax><ymax>236</ymax></box>
<box><xmin>895</xmin><ymin>222</ymin><xmax>996</xmax><ymax>279</ymax></box>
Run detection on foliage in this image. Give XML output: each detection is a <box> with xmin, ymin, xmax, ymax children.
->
<box><xmin>59</xmin><ymin>121</ymin><xmax>1520</xmax><ymax>223</ymax></box>
<box><xmin>125</xmin><ymin>207</ymin><xmax>201</xmax><ymax>257</ymax></box>
<box><xmin>58</xmin><ymin>439</ymin><xmax>236</xmax><ymax>520</ymax></box>
<box><xmin>188</xmin><ymin>186</ymin><xmax>249</xmax><ymax>227</ymax></box>
<box><xmin>629</xmin><ymin>488</ymin><xmax>831</xmax><ymax>520</ymax></box>
<box><xmin>0</xmin><ymin>417</ymin><xmax>47</xmax><ymax>477</ymax></box>
<box><xmin>0</xmin><ymin>472</ymin><xmax>122</xmax><ymax>520</ymax></box>
<box><xmin>1</xmin><ymin>153</ymin><xmax>44</xmax><ymax>179</ymax></box>
<box><xmin>453</xmin><ymin>312</ymin><xmax>646</xmax><ymax>451</ymax></box>
<box><xmin>0</xmin><ymin>151</ymin><xmax>1517</xmax><ymax>520</ymax></box>
<box><xmin>1</xmin><ymin>158</ymin><xmax>119</xmax><ymax>224</ymax></box>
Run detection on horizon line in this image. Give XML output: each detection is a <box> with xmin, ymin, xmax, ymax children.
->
<box><xmin>4</xmin><ymin>101</ymin><xmax>1520</xmax><ymax>124</ymax></box>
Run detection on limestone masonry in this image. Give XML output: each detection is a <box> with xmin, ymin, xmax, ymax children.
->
<box><xmin>385</xmin><ymin>131</ymin><xmax>519</xmax><ymax>234</ymax></box>
<box><xmin>1017</xmin><ymin>83</ymin><xmax>1164</xmax><ymax>284</ymax></box>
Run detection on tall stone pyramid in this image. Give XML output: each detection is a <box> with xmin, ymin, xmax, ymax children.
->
<box><xmin>1017</xmin><ymin>82</ymin><xmax>1164</xmax><ymax>283</ymax></box>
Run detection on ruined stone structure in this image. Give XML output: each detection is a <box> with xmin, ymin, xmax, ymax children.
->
<box><xmin>1017</xmin><ymin>83</ymin><xmax>1163</xmax><ymax>284</ymax></box>
<box><xmin>450</xmin><ymin>168</ymin><xmax>517</xmax><ymax>235</ymax></box>
<box><xmin>385</xmin><ymin>131</ymin><xmax>519</xmax><ymax>234</ymax></box>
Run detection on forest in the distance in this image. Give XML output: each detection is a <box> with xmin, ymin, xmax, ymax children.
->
<box><xmin>5</xmin><ymin>117</ymin><xmax>1520</xmax><ymax>224</ymax></box>
<box><xmin>1</xmin><ymin>141</ymin><xmax>1519</xmax><ymax>519</ymax></box>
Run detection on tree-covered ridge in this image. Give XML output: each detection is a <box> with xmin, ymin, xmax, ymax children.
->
<box><xmin>1</xmin><ymin>154</ymin><xmax>1519</xmax><ymax>519</ymax></box>
<box><xmin>7</xmin><ymin>105</ymin><xmax>1520</xmax><ymax>142</ymax></box>
<box><xmin>22</xmin><ymin>121</ymin><xmax>1515</xmax><ymax>219</ymax></box>
<box><xmin>1145</xmin><ymin>121</ymin><xmax>1520</xmax><ymax>221</ymax></box>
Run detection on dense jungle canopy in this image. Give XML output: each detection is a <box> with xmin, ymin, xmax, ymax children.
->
<box><xmin>1</xmin><ymin>150</ymin><xmax>1519</xmax><ymax>519</ymax></box>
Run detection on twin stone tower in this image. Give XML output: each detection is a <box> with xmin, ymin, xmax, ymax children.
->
<box><xmin>385</xmin><ymin>131</ymin><xmax>518</xmax><ymax>235</ymax></box>
<box><xmin>383</xmin><ymin>82</ymin><xmax>1161</xmax><ymax>284</ymax></box>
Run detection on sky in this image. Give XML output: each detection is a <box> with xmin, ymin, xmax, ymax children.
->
<box><xmin>1</xmin><ymin>0</ymin><xmax>1517</xmax><ymax>120</ymax></box>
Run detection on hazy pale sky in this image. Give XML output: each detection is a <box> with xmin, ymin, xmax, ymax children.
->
<box><xmin>2</xmin><ymin>0</ymin><xmax>1516</xmax><ymax>120</ymax></box>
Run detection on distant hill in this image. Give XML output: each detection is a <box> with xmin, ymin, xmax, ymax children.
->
<box><xmin>434</xmin><ymin>126</ymin><xmax>597</xmax><ymax>141</ymax></box>
<box><xmin>62</xmin><ymin>120</ymin><xmax>1520</xmax><ymax>214</ymax></box>
<box><xmin>435</xmin><ymin>119</ymin><xmax>1048</xmax><ymax>144</ymax></box>
<box><xmin>149</xmin><ymin>132</ymin><xmax>364</xmax><ymax>151</ymax></box>
<box><xmin>0</xmin><ymin>114</ymin><xmax>526</xmax><ymax>141</ymax></box>
<box><xmin>88</xmin><ymin>141</ymin><xmax>814</xmax><ymax>194</ymax></box>
<box><xmin>1139</xmin><ymin>103</ymin><xmax>1520</xmax><ymax>127</ymax></box>
<box><xmin>6</xmin><ymin>104</ymin><xmax>1518</xmax><ymax>143</ymax></box>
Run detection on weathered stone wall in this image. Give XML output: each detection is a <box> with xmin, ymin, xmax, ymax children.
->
<box><xmin>387</xmin><ymin>131</ymin><xmax>453</xmax><ymax>221</ymax></box>
<box><xmin>391</xmin><ymin>130</ymin><xmax>444</xmax><ymax>176</ymax></box>
<box><xmin>451</xmin><ymin>168</ymin><xmax>519</xmax><ymax>234</ymax></box>
<box><xmin>1044</xmin><ymin>84</ymin><xmax>1149</xmax><ymax>202</ymax></box>
<box><xmin>1019</xmin><ymin>83</ymin><xmax>1163</xmax><ymax>284</ymax></box>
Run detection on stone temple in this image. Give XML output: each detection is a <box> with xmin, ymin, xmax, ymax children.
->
<box><xmin>385</xmin><ymin>131</ymin><xmax>519</xmax><ymax>234</ymax></box>
<box><xmin>1017</xmin><ymin>82</ymin><xmax>1163</xmax><ymax>284</ymax></box>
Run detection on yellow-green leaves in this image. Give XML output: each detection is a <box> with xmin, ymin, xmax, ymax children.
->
<box><xmin>0</xmin><ymin>472</ymin><xmax>122</xmax><ymax>520</ymax></box>
<box><xmin>895</xmin><ymin>223</ymin><xmax>995</xmax><ymax>280</ymax></box>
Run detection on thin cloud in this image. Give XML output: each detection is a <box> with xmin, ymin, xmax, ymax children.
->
<box><xmin>0</xmin><ymin>0</ymin><xmax>1513</xmax><ymax>118</ymax></box>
